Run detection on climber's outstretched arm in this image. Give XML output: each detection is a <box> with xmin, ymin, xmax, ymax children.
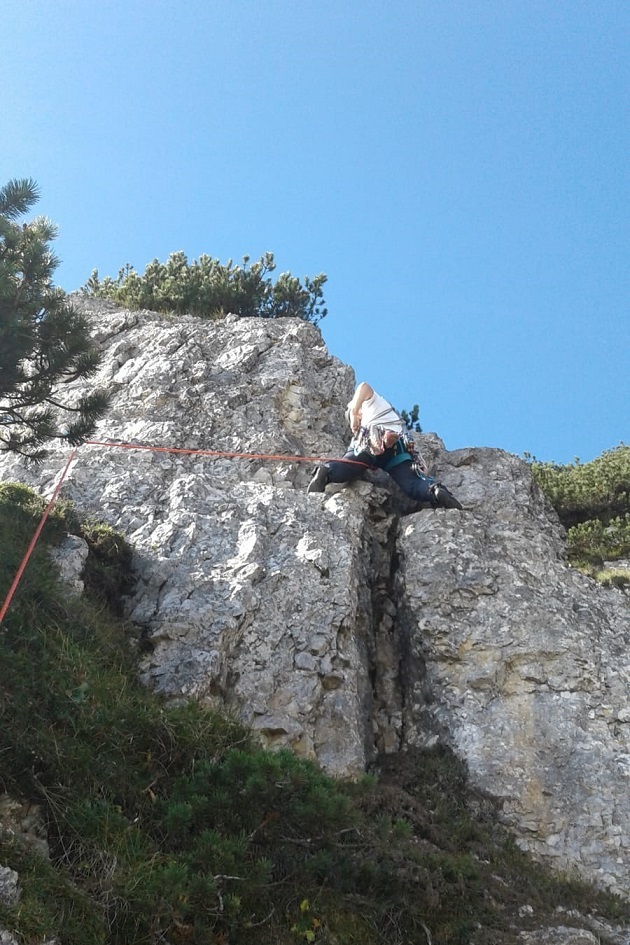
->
<box><xmin>347</xmin><ymin>382</ymin><xmax>374</xmax><ymax>433</ymax></box>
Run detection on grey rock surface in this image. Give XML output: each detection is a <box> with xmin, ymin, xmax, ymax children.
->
<box><xmin>0</xmin><ymin>931</ymin><xmax>20</xmax><ymax>945</ymax></box>
<box><xmin>1</xmin><ymin>299</ymin><xmax>628</xmax><ymax>897</ymax></box>
<box><xmin>0</xmin><ymin>795</ymin><xmax>50</xmax><ymax>860</ymax></box>
<box><xmin>518</xmin><ymin>929</ymin><xmax>599</xmax><ymax>945</ymax></box>
<box><xmin>48</xmin><ymin>534</ymin><xmax>89</xmax><ymax>596</ymax></box>
<box><xmin>397</xmin><ymin>447</ymin><xmax>630</xmax><ymax>895</ymax></box>
<box><xmin>0</xmin><ymin>866</ymin><xmax>20</xmax><ymax>908</ymax></box>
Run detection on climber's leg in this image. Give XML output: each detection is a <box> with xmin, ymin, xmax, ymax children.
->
<box><xmin>307</xmin><ymin>450</ymin><xmax>376</xmax><ymax>493</ymax></box>
<box><xmin>388</xmin><ymin>461</ymin><xmax>463</xmax><ymax>509</ymax></box>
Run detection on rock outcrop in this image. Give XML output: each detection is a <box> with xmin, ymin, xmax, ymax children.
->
<box><xmin>397</xmin><ymin>447</ymin><xmax>630</xmax><ymax>894</ymax></box>
<box><xmin>1</xmin><ymin>298</ymin><xmax>628</xmax><ymax>897</ymax></box>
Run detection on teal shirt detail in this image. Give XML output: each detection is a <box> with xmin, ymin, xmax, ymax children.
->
<box><xmin>383</xmin><ymin>442</ymin><xmax>412</xmax><ymax>471</ymax></box>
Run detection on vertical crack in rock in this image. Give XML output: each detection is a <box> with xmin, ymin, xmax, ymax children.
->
<box><xmin>361</xmin><ymin>491</ymin><xmax>406</xmax><ymax>759</ymax></box>
<box><xmin>360</xmin><ymin>484</ymin><xmax>435</xmax><ymax>762</ymax></box>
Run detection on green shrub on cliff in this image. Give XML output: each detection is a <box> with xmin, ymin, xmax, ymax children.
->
<box><xmin>83</xmin><ymin>250</ymin><xmax>328</xmax><ymax>325</ymax></box>
<box><xmin>530</xmin><ymin>444</ymin><xmax>630</xmax><ymax>586</ymax></box>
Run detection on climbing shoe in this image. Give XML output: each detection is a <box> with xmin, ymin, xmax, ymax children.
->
<box><xmin>307</xmin><ymin>465</ymin><xmax>329</xmax><ymax>494</ymax></box>
<box><xmin>429</xmin><ymin>482</ymin><xmax>463</xmax><ymax>510</ymax></box>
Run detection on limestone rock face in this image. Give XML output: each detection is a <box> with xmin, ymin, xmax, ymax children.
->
<box><xmin>1</xmin><ymin>299</ymin><xmax>629</xmax><ymax>896</ymax></box>
<box><xmin>48</xmin><ymin>534</ymin><xmax>89</xmax><ymax>597</ymax></box>
<box><xmin>396</xmin><ymin>446</ymin><xmax>630</xmax><ymax>895</ymax></box>
<box><xmin>0</xmin><ymin>866</ymin><xmax>20</xmax><ymax>908</ymax></box>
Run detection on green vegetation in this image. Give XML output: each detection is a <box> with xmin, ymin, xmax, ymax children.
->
<box><xmin>83</xmin><ymin>251</ymin><xmax>328</xmax><ymax>325</ymax></box>
<box><xmin>0</xmin><ymin>179</ymin><xmax>109</xmax><ymax>461</ymax></box>
<box><xmin>530</xmin><ymin>445</ymin><xmax>630</xmax><ymax>587</ymax></box>
<box><xmin>399</xmin><ymin>404</ymin><xmax>422</xmax><ymax>433</ymax></box>
<box><xmin>1</xmin><ymin>483</ymin><xmax>629</xmax><ymax>944</ymax></box>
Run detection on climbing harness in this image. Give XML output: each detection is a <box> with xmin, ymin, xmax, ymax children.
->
<box><xmin>400</xmin><ymin>431</ymin><xmax>430</xmax><ymax>476</ymax></box>
<box><xmin>352</xmin><ymin>424</ymin><xmax>400</xmax><ymax>456</ymax></box>
<box><xmin>352</xmin><ymin>424</ymin><xmax>429</xmax><ymax>477</ymax></box>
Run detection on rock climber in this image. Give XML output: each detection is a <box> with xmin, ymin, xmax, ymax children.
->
<box><xmin>307</xmin><ymin>382</ymin><xmax>463</xmax><ymax>509</ymax></box>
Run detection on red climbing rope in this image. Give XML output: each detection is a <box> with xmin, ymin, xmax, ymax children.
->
<box><xmin>0</xmin><ymin>439</ymin><xmax>369</xmax><ymax>624</ymax></box>
<box><xmin>0</xmin><ymin>448</ymin><xmax>78</xmax><ymax>626</ymax></box>
<box><xmin>84</xmin><ymin>438</ymin><xmax>370</xmax><ymax>467</ymax></box>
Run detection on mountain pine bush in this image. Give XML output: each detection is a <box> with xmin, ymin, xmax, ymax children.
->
<box><xmin>530</xmin><ymin>444</ymin><xmax>630</xmax><ymax>586</ymax></box>
<box><xmin>83</xmin><ymin>250</ymin><xmax>328</xmax><ymax>325</ymax></box>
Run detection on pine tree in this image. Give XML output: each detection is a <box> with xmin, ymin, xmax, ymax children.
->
<box><xmin>0</xmin><ymin>178</ymin><xmax>109</xmax><ymax>460</ymax></box>
<box><xmin>400</xmin><ymin>404</ymin><xmax>422</xmax><ymax>433</ymax></box>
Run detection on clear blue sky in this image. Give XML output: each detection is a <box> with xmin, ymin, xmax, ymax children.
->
<box><xmin>2</xmin><ymin>1</ymin><xmax>628</xmax><ymax>464</ymax></box>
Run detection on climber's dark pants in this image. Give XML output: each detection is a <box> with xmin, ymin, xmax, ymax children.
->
<box><xmin>323</xmin><ymin>448</ymin><xmax>435</xmax><ymax>503</ymax></box>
